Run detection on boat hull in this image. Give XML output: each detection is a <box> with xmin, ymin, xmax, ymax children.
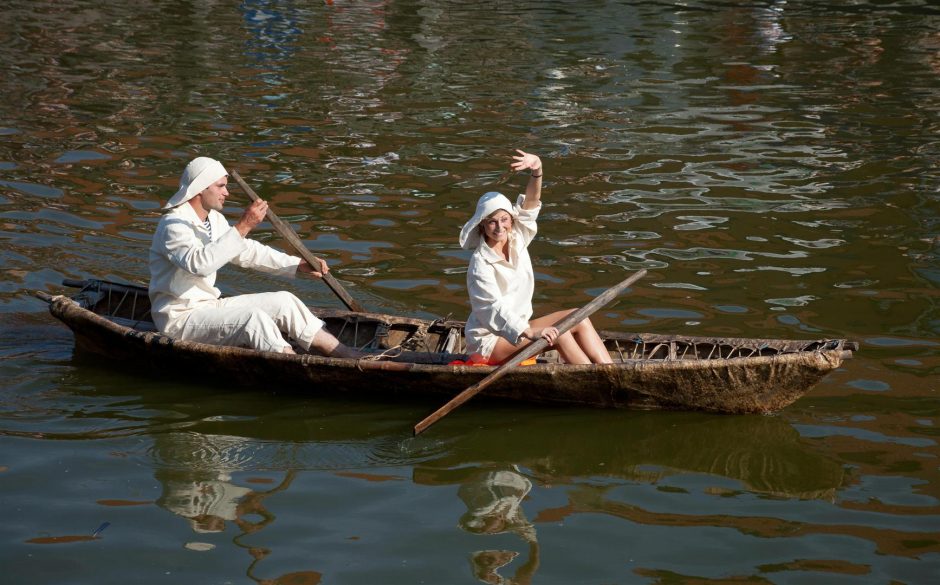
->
<box><xmin>40</xmin><ymin>285</ymin><xmax>851</xmax><ymax>414</ymax></box>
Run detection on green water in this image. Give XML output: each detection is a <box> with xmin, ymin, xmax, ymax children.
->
<box><xmin>1</xmin><ymin>1</ymin><xmax>938</xmax><ymax>583</ymax></box>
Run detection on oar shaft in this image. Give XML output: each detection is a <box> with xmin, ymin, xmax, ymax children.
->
<box><xmin>413</xmin><ymin>268</ymin><xmax>647</xmax><ymax>435</ymax></box>
<box><xmin>231</xmin><ymin>170</ymin><xmax>365</xmax><ymax>313</ymax></box>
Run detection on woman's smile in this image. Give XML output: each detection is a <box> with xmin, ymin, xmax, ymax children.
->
<box><xmin>483</xmin><ymin>211</ymin><xmax>513</xmax><ymax>244</ymax></box>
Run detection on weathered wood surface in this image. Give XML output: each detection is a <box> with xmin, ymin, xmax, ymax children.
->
<box><xmin>35</xmin><ymin>279</ymin><xmax>855</xmax><ymax>415</ymax></box>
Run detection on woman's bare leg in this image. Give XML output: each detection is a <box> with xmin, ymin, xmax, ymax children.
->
<box><xmin>530</xmin><ymin>311</ymin><xmax>610</xmax><ymax>364</ymax></box>
<box><xmin>528</xmin><ymin>311</ymin><xmax>592</xmax><ymax>364</ymax></box>
<box><xmin>553</xmin><ymin>331</ymin><xmax>592</xmax><ymax>364</ymax></box>
<box><xmin>488</xmin><ymin>336</ymin><xmax>525</xmax><ymax>364</ymax></box>
<box><xmin>570</xmin><ymin>317</ymin><xmax>613</xmax><ymax>363</ymax></box>
<box><xmin>489</xmin><ymin>329</ymin><xmax>591</xmax><ymax>365</ymax></box>
<box><xmin>487</xmin><ymin>311</ymin><xmax>612</xmax><ymax>365</ymax></box>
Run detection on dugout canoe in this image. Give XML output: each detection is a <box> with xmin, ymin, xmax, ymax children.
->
<box><xmin>35</xmin><ymin>278</ymin><xmax>857</xmax><ymax>414</ymax></box>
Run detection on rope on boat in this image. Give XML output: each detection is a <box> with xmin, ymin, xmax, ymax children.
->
<box><xmin>355</xmin><ymin>345</ymin><xmax>406</xmax><ymax>370</ymax></box>
<box><xmin>400</xmin><ymin>315</ymin><xmax>451</xmax><ymax>354</ymax></box>
<box><xmin>352</xmin><ymin>314</ymin><xmax>462</xmax><ymax>369</ymax></box>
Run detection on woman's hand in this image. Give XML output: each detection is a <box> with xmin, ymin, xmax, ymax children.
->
<box><xmin>511</xmin><ymin>149</ymin><xmax>542</xmax><ymax>175</ymax></box>
<box><xmin>522</xmin><ymin>326</ymin><xmax>558</xmax><ymax>346</ymax></box>
<box><xmin>297</xmin><ymin>257</ymin><xmax>329</xmax><ymax>278</ymax></box>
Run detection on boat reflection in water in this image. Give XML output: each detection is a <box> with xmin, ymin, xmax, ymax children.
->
<box><xmin>124</xmin><ymin>378</ymin><xmax>845</xmax><ymax>584</ymax></box>
<box><xmin>409</xmin><ymin>410</ymin><xmax>848</xmax><ymax>583</ymax></box>
<box><xmin>415</xmin><ymin>410</ymin><xmax>848</xmax><ymax>500</ymax></box>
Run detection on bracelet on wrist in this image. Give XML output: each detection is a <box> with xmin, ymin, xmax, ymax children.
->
<box><xmin>530</xmin><ymin>172</ymin><xmax>542</xmax><ymax>178</ymax></box>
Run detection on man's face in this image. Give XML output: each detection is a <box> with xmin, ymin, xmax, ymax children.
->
<box><xmin>198</xmin><ymin>177</ymin><xmax>229</xmax><ymax>212</ymax></box>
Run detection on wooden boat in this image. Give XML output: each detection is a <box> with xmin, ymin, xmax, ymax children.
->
<box><xmin>36</xmin><ymin>278</ymin><xmax>857</xmax><ymax>414</ymax></box>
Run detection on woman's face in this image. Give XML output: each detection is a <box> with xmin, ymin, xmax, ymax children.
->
<box><xmin>481</xmin><ymin>210</ymin><xmax>513</xmax><ymax>245</ymax></box>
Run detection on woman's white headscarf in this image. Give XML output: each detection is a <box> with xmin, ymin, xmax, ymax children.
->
<box><xmin>459</xmin><ymin>191</ymin><xmax>519</xmax><ymax>249</ymax></box>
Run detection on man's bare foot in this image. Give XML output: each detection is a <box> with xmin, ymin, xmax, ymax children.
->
<box><xmin>330</xmin><ymin>345</ymin><xmax>366</xmax><ymax>359</ymax></box>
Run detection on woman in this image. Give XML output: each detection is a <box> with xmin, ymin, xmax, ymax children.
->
<box><xmin>459</xmin><ymin>149</ymin><xmax>612</xmax><ymax>365</ymax></box>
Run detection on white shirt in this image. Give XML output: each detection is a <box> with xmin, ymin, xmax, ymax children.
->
<box><xmin>464</xmin><ymin>201</ymin><xmax>540</xmax><ymax>356</ymax></box>
<box><xmin>148</xmin><ymin>203</ymin><xmax>300</xmax><ymax>335</ymax></box>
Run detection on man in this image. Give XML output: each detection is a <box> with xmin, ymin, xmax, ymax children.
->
<box><xmin>149</xmin><ymin>156</ymin><xmax>361</xmax><ymax>357</ymax></box>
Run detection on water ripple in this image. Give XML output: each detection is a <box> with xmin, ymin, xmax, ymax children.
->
<box><xmin>147</xmin><ymin>430</ymin><xmax>449</xmax><ymax>473</ymax></box>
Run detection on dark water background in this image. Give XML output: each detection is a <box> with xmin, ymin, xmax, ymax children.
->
<box><xmin>1</xmin><ymin>1</ymin><xmax>938</xmax><ymax>583</ymax></box>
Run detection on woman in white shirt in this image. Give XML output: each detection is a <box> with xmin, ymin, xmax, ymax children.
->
<box><xmin>459</xmin><ymin>150</ymin><xmax>612</xmax><ymax>365</ymax></box>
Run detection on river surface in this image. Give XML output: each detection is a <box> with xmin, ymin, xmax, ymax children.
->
<box><xmin>1</xmin><ymin>1</ymin><xmax>939</xmax><ymax>584</ymax></box>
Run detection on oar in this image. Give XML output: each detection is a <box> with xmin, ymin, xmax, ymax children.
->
<box><xmin>413</xmin><ymin>268</ymin><xmax>647</xmax><ymax>435</ymax></box>
<box><xmin>231</xmin><ymin>170</ymin><xmax>365</xmax><ymax>313</ymax></box>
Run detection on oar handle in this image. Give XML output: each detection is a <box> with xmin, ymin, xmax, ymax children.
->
<box><xmin>231</xmin><ymin>170</ymin><xmax>365</xmax><ymax>313</ymax></box>
<box><xmin>413</xmin><ymin>268</ymin><xmax>647</xmax><ymax>435</ymax></box>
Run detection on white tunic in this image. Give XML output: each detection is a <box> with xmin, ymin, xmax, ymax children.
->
<box><xmin>148</xmin><ymin>203</ymin><xmax>310</xmax><ymax>346</ymax></box>
<box><xmin>464</xmin><ymin>201</ymin><xmax>541</xmax><ymax>357</ymax></box>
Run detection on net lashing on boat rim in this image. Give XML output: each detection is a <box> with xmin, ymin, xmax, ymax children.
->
<box><xmin>75</xmin><ymin>279</ymin><xmax>155</xmax><ymax>331</ymax></box>
<box><xmin>608</xmin><ymin>335</ymin><xmax>843</xmax><ymax>362</ymax></box>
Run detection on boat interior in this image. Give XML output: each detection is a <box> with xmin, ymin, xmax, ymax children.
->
<box><xmin>61</xmin><ymin>279</ymin><xmax>856</xmax><ymax>365</ymax></box>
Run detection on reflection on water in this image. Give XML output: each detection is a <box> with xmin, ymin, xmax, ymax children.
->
<box><xmin>416</xmin><ymin>411</ymin><xmax>848</xmax><ymax>500</ymax></box>
<box><xmin>116</xmin><ymin>389</ymin><xmax>855</xmax><ymax>583</ymax></box>
<box><xmin>154</xmin><ymin>432</ymin><xmax>258</xmax><ymax>534</ymax></box>
<box><xmin>2</xmin><ymin>360</ymin><xmax>939</xmax><ymax>583</ymax></box>
<box><xmin>153</xmin><ymin>431</ymin><xmax>317</xmax><ymax>583</ymax></box>
<box><xmin>459</xmin><ymin>469</ymin><xmax>539</xmax><ymax>585</ymax></box>
<box><xmin>2</xmin><ymin>0</ymin><xmax>940</xmax><ymax>583</ymax></box>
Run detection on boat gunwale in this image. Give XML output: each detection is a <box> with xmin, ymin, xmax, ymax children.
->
<box><xmin>37</xmin><ymin>291</ymin><xmax>853</xmax><ymax>373</ymax></box>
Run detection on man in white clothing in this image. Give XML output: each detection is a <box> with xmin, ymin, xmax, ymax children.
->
<box><xmin>149</xmin><ymin>156</ymin><xmax>360</xmax><ymax>357</ymax></box>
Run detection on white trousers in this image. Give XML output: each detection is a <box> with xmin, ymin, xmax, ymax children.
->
<box><xmin>174</xmin><ymin>291</ymin><xmax>324</xmax><ymax>353</ymax></box>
